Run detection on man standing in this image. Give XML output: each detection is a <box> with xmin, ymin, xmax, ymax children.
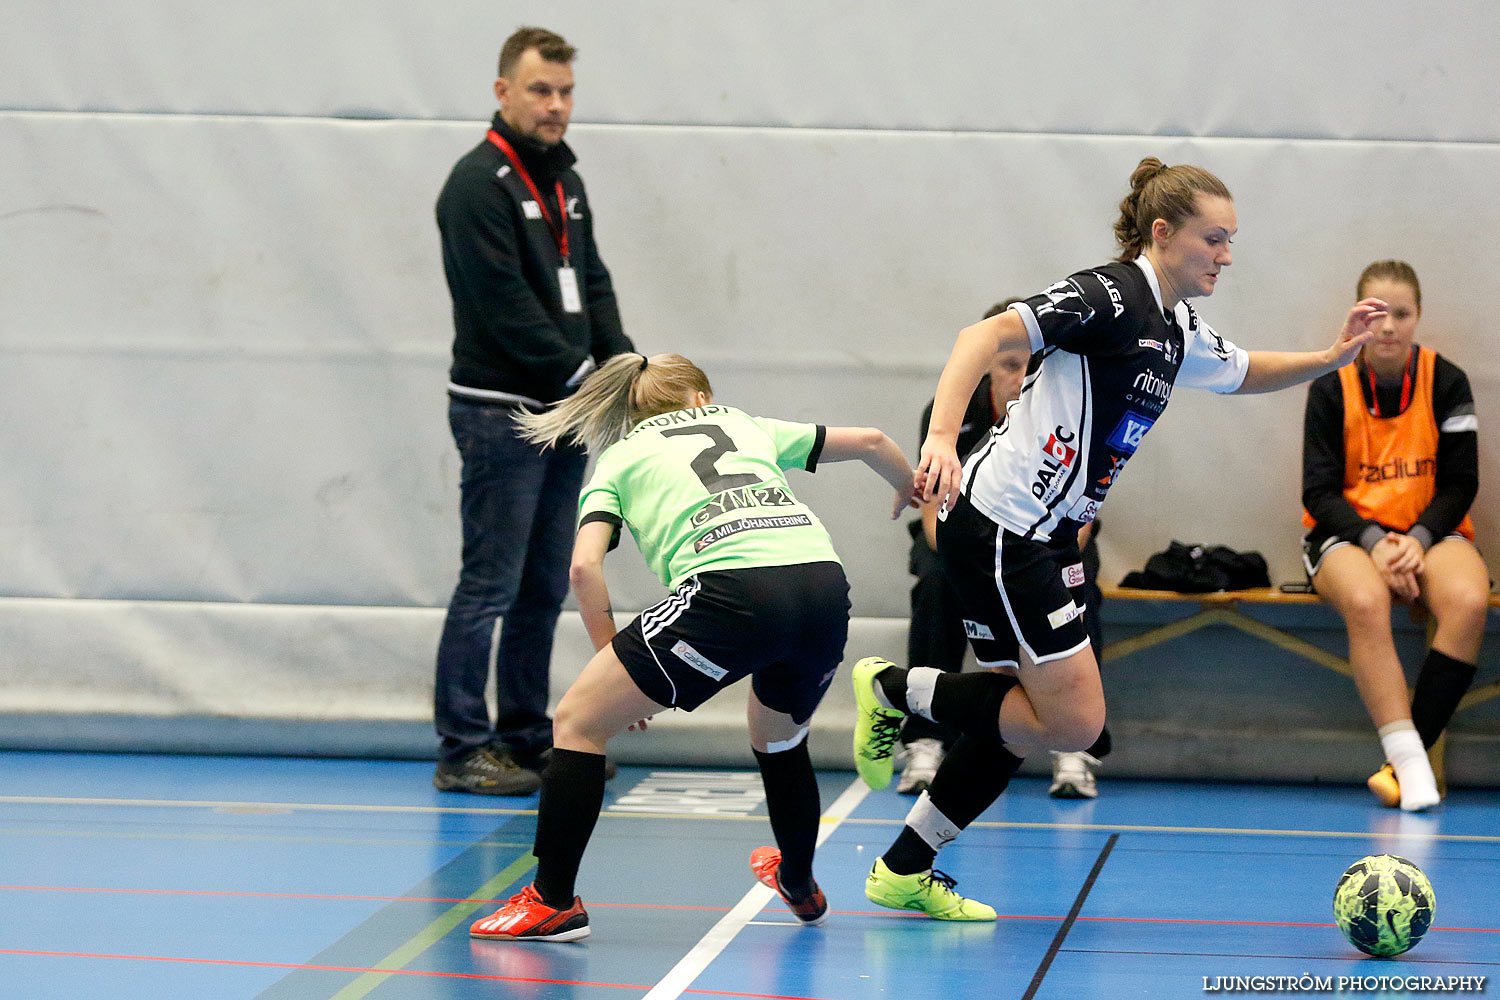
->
<box><xmin>433</xmin><ymin>26</ymin><xmax>634</xmax><ymax>794</ymax></box>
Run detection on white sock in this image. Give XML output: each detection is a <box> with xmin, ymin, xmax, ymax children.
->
<box><xmin>905</xmin><ymin>790</ymin><xmax>961</xmax><ymax>851</ymax></box>
<box><xmin>905</xmin><ymin>667</ymin><xmax>941</xmax><ymax>721</ymax></box>
<box><xmin>1379</xmin><ymin>721</ymin><xmax>1441</xmax><ymax>812</ymax></box>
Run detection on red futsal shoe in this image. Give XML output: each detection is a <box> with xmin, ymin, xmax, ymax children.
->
<box><xmin>750</xmin><ymin>847</ymin><xmax>829</xmax><ymax>926</ymax></box>
<box><xmin>470</xmin><ymin>884</ymin><xmax>591</xmax><ymax>942</ymax></box>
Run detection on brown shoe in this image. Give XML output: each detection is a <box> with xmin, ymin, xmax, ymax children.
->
<box><xmin>434</xmin><ymin>746</ymin><xmax>542</xmax><ymax>796</ymax></box>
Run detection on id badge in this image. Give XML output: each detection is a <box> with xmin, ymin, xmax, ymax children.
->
<box><xmin>558</xmin><ymin>266</ymin><xmax>582</xmax><ymax>313</ymax></box>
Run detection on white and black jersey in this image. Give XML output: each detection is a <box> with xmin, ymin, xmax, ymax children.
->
<box><xmin>960</xmin><ymin>257</ymin><xmax>1249</xmax><ymax>541</ymax></box>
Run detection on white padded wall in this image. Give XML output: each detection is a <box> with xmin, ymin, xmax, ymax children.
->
<box><xmin>2</xmin><ymin>1</ymin><xmax>1496</xmax><ymax>733</ymax></box>
<box><xmin>7</xmin><ymin>2</ymin><xmax>1499</xmax><ymax>141</ymax></box>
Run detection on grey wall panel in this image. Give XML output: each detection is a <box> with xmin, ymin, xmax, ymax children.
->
<box><xmin>0</xmin><ymin>598</ymin><xmax>909</xmax><ymax>767</ymax></box>
<box><xmin>4</xmin><ymin>3</ymin><xmax>1497</xmax><ymax>142</ymax></box>
<box><xmin>4</xmin><ymin>111</ymin><xmax>1498</xmax><ymax>614</ymax></box>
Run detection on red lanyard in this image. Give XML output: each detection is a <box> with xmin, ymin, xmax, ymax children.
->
<box><xmin>486</xmin><ymin>130</ymin><xmax>570</xmax><ymax>263</ymax></box>
<box><xmin>1366</xmin><ymin>347</ymin><xmax>1414</xmax><ymax>417</ymax></box>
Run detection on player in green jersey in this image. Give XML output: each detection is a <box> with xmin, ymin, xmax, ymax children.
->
<box><xmin>468</xmin><ymin>352</ymin><xmax>920</xmax><ymax>942</ymax></box>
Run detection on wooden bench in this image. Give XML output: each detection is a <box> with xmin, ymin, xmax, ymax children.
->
<box><xmin>1098</xmin><ymin>585</ymin><xmax>1500</xmax><ymax>787</ymax></box>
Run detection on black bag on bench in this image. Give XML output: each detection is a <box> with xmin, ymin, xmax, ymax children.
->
<box><xmin>1119</xmin><ymin>541</ymin><xmax>1270</xmax><ymax>593</ymax></box>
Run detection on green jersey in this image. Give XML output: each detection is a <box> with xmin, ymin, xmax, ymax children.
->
<box><xmin>578</xmin><ymin>405</ymin><xmax>841</xmax><ymax>589</ymax></box>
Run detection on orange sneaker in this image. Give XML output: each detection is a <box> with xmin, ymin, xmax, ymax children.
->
<box><xmin>1366</xmin><ymin>763</ymin><xmax>1400</xmax><ymax>809</ymax></box>
<box><xmin>470</xmin><ymin>884</ymin><xmax>590</xmax><ymax>942</ymax></box>
<box><xmin>750</xmin><ymin>847</ymin><xmax>828</xmax><ymax>926</ymax></box>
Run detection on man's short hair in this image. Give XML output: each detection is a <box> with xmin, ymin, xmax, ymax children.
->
<box><xmin>499</xmin><ymin>27</ymin><xmax>575</xmax><ymax>77</ymax></box>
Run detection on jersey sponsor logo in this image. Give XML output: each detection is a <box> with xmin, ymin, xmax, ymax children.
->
<box><xmin>521</xmin><ymin>200</ymin><xmax>543</xmax><ymax>220</ymax></box>
<box><xmin>566</xmin><ymin>196</ymin><xmax>583</xmax><ymax>220</ymax></box>
<box><xmin>1360</xmin><ymin>457</ymin><xmax>1436</xmax><ymax>483</ymax></box>
<box><xmin>1138</xmin><ymin>337</ymin><xmax>1179</xmax><ymax>363</ymax></box>
<box><xmin>1047</xmin><ymin>600</ymin><xmax>1083</xmax><ymax>630</ymax></box>
<box><xmin>690</xmin><ymin>484</ymin><xmax>797</xmax><ymax>526</ymax></box>
<box><xmin>1062</xmin><ymin>563</ymin><xmax>1086</xmax><ymax>588</ymax></box>
<box><xmin>1097</xmin><ymin>273</ymin><xmax>1125</xmax><ymax>317</ymax></box>
<box><xmin>1132</xmin><ymin>369</ymin><xmax>1172</xmax><ymax>404</ymax></box>
<box><xmin>963</xmin><ymin>620</ymin><xmax>995</xmax><ymax>641</ymax></box>
<box><xmin>693</xmin><ymin>514</ymin><xmax>813</xmax><ymax>552</ymax></box>
<box><xmin>1064</xmin><ymin>495</ymin><xmax>1099</xmax><ymax>522</ymax></box>
<box><xmin>1043</xmin><ymin>430</ymin><xmax>1077</xmax><ymax>465</ymax></box>
<box><xmin>1106</xmin><ymin>411</ymin><xmax>1155</xmax><ymax>454</ymax></box>
<box><xmin>1034</xmin><ymin>278</ymin><xmax>1095</xmax><ymax>325</ymax></box>
<box><xmin>1031</xmin><ymin>426</ymin><xmax>1078</xmax><ymax>502</ymax></box>
<box><xmin>672</xmin><ymin>640</ymin><xmax>728</xmax><ymax>681</ymax></box>
<box><xmin>1096</xmin><ymin>453</ymin><xmax>1128</xmax><ymax>488</ymax></box>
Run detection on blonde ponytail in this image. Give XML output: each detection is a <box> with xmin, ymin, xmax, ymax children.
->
<box><xmin>517</xmin><ymin>352</ymin><xmax>714</xmax><ymax>453</ymax></box>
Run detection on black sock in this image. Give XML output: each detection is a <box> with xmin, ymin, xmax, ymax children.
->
<box><xmin>1085</xmin><ymin>724</ymin><xmax>1112</xmax><ymax>760</ymax></box>
<box><xmin>753</xmin><ymin>742</ymin><xmax>820</xmax><ymax>896</ymax></box>
<box><xmin>929</xmin><ymin>671</ymin><xmax>1019</xmax><ymax>738</ymax></box>
<box><xmin>880</xmin><ymin>665</ymin><xmax>1018</xmax><ymax>740</ymax></box>
<box><xmin>1410</xmin><ymin>650</ymin><xmax>1478</xmax><ymax>750</ymax></box>
<box><xmin>874</xmin><ymin>664</ymin><xmax>910</xmax><ymax>712</ymax></box>
<box><xmin>531</xmin><ymin>748</ymin><xmax>607</xmax><ymax>908</ymax></box>
<box><xmin>882</xmin><ymin>733</ymin><xmax>1025</xmax><ymax>875</ymax></box>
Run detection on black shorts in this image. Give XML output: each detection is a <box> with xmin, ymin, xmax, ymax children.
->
<box><xmin>936</xmin><ymin>492</ymin><xmax>1091</xmax><ymax>667</ymax></box>
<box><xmin>611</xmin><ymin>561</ymin><xmax>850</xmax><ymax>724</ymax></box>
<box><xmin>1302</xmin><ymin>524</ymin><xmax>1475</xmax><ymax>578</ymax></box>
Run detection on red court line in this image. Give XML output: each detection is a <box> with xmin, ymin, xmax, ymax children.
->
<box><xmin>5</xmin><ymin>885</ymin><xmax>1495</xmax><ymax>933</ymax></box>
<box><xmin>0</xmin><ymin>949</ymin><xmax>830</xmax><ymax>1000</ymax></box>
<box><xmin>0</xmin><ymin>885</ymin><xmax>726</xmax><ymax>910</ymax></box>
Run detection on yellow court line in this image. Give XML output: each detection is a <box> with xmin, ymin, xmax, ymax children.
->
<box><xmin>7</xmin><ymin>795</ymin><xmax>1498</xmax><ymax>844</ymax></box>
<box><xmin>836</xmin><ymin>815</ymin><xmax>1500</xmax><ymax>844</ymax></box>
<box><xmin>0</xmin><ymin>827</ymin><xmax>532</xmax><ymax>849</ymax></box>
<box><xmin>328</xmin><ymin>850</ymin><xmax>537</xmax><ymax>1000</ymax></box>
<box><xmin>0</xmin><ymin>795</ymin><xmax>533</xmax><ymax>816</ymax></box>
<box><xmin>0</xmin><ymin>795</ymin><xmax>813</xmax><ymax>823</ymax></box>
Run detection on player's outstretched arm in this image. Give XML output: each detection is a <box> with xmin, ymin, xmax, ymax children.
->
<box><xmin>569</xmin><ymin>520</ymin><xmax>620</xmax><ymax>650</ymax></box>
<box><xmin>1233</xmin><ymin>298</ymin><xmax>1386</xmax><ymax>394</ymax></box>
<box><xmin>920</xmin><ymin>310</ymin><xmax>1030</xmax><ymax>503</ymax></box>
<box><xmin>820</xmin><ymin>426</ymin><xmax>921</xmax><ymax>519</ymax></box>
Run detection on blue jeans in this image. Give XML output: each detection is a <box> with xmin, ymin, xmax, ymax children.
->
<box><xmin>434</xmin><ymin>399</ymin><xmax>586</xmax><ymax>763</ymax></box>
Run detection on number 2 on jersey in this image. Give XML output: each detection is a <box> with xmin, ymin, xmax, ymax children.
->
<box><xmin>661</xmin><ymin>425</ymin><xmax>760</xmax><ymax>493</ymax></box>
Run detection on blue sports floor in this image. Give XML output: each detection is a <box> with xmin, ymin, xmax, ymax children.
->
<box><xmin>1</xmin><ymin>751</ymin><xmax>1495</xmax><ymax>999</ymax></box>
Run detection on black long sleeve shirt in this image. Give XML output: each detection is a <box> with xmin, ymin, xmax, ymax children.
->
<box><xmin>437</xmin><ymin>114</ymin><xmax>633</xmax><ymax>406</ymax></box>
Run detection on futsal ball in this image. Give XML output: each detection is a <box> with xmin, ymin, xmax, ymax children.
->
<box><xmin>1332</xmin><ymin>854</ymin><xmax>1435</xmax><ymax>957</ymax></box>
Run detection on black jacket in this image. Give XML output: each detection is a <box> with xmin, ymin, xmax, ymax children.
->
<box><xmin>437</xmin><ymin>114</ymin><xmax>633</xmax><ymax>405</ymax></box>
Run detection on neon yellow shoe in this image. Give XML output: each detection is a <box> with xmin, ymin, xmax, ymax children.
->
<box><xmin>864</xmin><ymin>858</ymin><xmax>996</xmax><ymax>921</ymax></box>
<box><xmin>851</xmin><ymin>657</ymin><xmax>905</xmax><ymax>790</ymax></box>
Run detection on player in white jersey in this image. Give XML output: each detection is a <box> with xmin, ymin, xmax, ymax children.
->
<box><xmin>850</xmin><ymin>157</ymin><xmax>1390</xmax><ymax>920</ymax></box>
<box><xmin>469</xmin><ymin>352</ymin><xmax>920</xmax><ymax>941</ymax></box>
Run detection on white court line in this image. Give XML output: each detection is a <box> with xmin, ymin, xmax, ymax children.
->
<box><xmin>641</xmin><ymin>776</ymin><xmax>870</xmax><ymax>1000</ymax></box>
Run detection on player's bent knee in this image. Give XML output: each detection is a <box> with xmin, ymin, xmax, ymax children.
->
<box><xmin>1039</xmin><ymin>703</ymin><xmax>1104</xmax><ymax>752</ymax></box>
<box><xmin>750</xmin><ymin>726</ymin><xmax>809</xmax><ymax>755</ymax></box>
<box><xmin>1052</xmin><ymin>715</ymin><xmax>1105</xmax><ymax>753</ymax></box>
<box><xmin>552</xmin><ymin>699</ymin><xmax>614</xmax><ymax>751</ymax></box>
<box><xmin>1340</xmin><ymin>586</ymin><xmax>1393</xmax><ymax>628</ymax></box>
